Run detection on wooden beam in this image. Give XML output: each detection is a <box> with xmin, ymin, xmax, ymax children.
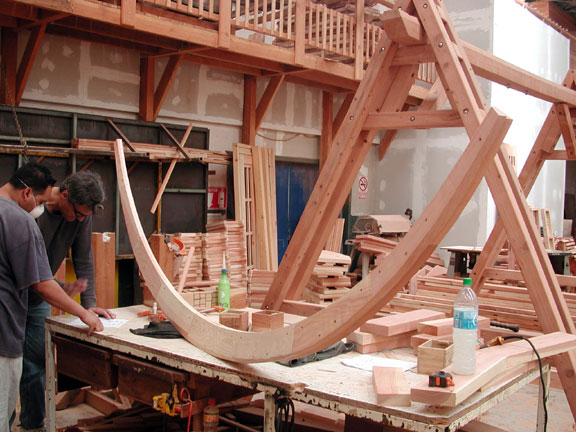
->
<box><xmin>332</xmin><ymin>93</ymin><xmax>354</xmax><ymax>138</ymax></box>
<box><xmin>364</xmin><ymin>109</ymin><xmax>463</xmax><ymax>130</ymax></box>
<box><xmin>153</xmin><ymin>54</ymin><xmax>183</xmax><ymax>120</ymax></box>
<box><xmin>15</xmin><ymin>22</ymin><xmax>47</xmax><ymax>104</ymax></box>
<box><xmin>106</xmin><ymin>119</ymin><xmax>137</xmax><ymax>152</ymax></box>
<box><xmin>380</xmin><ymin>9</ymin><xmax>426</xmax><ymax>46</ymax></box>
<box><xmin>242</xmin><ymin>75</ymin><xmax>257</xmax><ymax>145</ymax></box>
<box><xmin>217</xmin><ymin>0</ymin><xmax>231</xmax><ymax>48</ymax></box>
<box><xmin>354</xmin><ymin>0</ymin><xmax>364</xmax><ymax>80</ymax></box>
<box><xmin>255</xmin><ymin>75</ymin><xmax>285</xmax><ymax>129</ymax></box>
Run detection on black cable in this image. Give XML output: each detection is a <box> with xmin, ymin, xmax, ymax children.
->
<box><xmin>274</xmin><ymin>390</ymin><xmax>295</xmax><ymax>432</ymax></box>
<box><xmin>502</xmin><ymin>335</ymin><xmax>548</xmax><ymax>432</ymax></box>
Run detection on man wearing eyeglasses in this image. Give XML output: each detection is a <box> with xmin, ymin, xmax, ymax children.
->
<box><xmin>0</xmin><ymin>163</ymin><xmax>103</xmax><ymax>432</ymax></box>
<box><xmin>18</xmin><ymin>170</ymin><xmax>115</xmax><ymax>432</ymax></box>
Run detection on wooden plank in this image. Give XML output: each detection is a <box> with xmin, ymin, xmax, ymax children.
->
<box><xmin>139</xmin><ymin>56</ymin><xmax>155</xmax><ymax>122</ymax></box>
<box><xmin>92</xmin><ymin>232</ymin><xmax>116</xmax><ymax>309</ymax></box>
<box><xmin>360</xmin><ymin>309</ymin><xmax>445</xmax><ymax>337</ymax></box>
<box><xmin>411</xmin><ymin>332</ymin><xmax>576</xmax><ymax>406</ymax></box>
<box><xmin>417</xmin><ymin>316</ymin><xmax>490</xmax><ymax>336</ymax></box>
<box><xmin>372</xmin><ymin>367</ymin><xmax>410</xmax><ymax>406</ymax></box>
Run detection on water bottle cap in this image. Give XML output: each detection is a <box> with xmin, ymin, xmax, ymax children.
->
<box><xmin>463</xmin><ymin>278</ymin><xmax>472</xmax><ymax>286</ymax></box>
<box><xmin>208</xmin><ymin>398</ymin><xmax>216</xmax><ymax>405</ymax></box>
<box><xmin>221</xmin><ymin>268</ymin><xmax>227</xmax><ymax>274</ymax></box>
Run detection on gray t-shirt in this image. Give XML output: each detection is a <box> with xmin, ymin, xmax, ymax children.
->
<box><xmin>0</xmin><ymin>197</ymin><xmax>53</xmax><ymax>357</ymax></box>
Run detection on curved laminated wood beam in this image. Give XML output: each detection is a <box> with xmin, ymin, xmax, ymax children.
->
<box><xmin>115</xmin><ymin>108</ymin><xmax>510</xmax><ymax>363</ymax></box>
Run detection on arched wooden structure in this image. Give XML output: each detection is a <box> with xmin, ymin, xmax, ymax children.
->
<box><xmin>116</xmin><ymin>0</ymin><xmax>576</xmax><ymax>420</ymax></box>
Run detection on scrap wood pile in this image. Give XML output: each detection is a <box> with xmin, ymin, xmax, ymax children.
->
<box><xmin>247</xmin><ymin>269</ymin><xmax>276</xmax><ymax>308</ymax></box>
<box><xmin>383</xmin><ymin>266</ymin><xmax>576</xmax><ymax>333</ymax></box>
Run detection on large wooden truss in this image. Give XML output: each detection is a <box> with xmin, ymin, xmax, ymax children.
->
<box><xmin>115</xmin><ymin>0</ymin><xmax>576</xmax><ymax>419</ymax></box>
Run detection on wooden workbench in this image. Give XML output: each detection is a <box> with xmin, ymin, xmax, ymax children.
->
<box><xmin>45</xmin><ymin>305</ymin><xmax>544</xmax><ymax>432</ymax></box>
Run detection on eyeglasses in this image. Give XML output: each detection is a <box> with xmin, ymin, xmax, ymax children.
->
<box><xmin>72</xmin><ymin>203</ymin><xmax>90</xmax><ymax>220</ymax></box>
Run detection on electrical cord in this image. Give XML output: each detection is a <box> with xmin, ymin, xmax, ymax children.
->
<box><xmin>502</xmin><ymin>335</ymin><xmax>548</xmax><ymax>432</ymax></box>
<box><xmin>274</xmin><ymin>390</ymin><xmax>295</xmax><ymax>432</ymax></box>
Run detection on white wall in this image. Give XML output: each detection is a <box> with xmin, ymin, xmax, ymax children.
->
<box><xmin>492</xmin><ymin>0</ymin><xmax>569</xmax><ymax>236</ymax></box>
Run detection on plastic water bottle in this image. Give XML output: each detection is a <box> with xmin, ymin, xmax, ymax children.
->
<box><xmin>203</xmin><ymin>398</ymin><xmax>219</xmax><ymax>432</ymax></box>
<box><xmin>452</xmin><ymin>277</ymin><xmax>479</xmax><ymax>375</ymax></box>
<box><xmin>217</xmin><ymin>268</ymin><xmax>230</xmax><ymax>310</ymax></box>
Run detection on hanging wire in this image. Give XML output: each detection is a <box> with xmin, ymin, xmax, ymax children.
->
<box><xmin>0</xmin><ymin>56</ymin><xmax>28</xmax><ymax>162</ymax></box>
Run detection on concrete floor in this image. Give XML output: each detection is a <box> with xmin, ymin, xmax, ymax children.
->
<box><xmin>480</xmin><ymin>384</ymin><xmax>574</xmax><ymax>432</ymax></box>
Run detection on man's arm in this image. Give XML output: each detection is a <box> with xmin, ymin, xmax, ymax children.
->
<box><xmin>33</xmin><ymin>279</ymin><xmax>103</xmax><ymax>335</ymax></box>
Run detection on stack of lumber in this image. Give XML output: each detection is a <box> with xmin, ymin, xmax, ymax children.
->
<box><xmin>303</xmin><ymin>250</ymin><xmax>352</xmax><ymax>304</ymax></box>
<box><xmin>248</xmin><ymin>269</ymin><xmax>276</xmax><ymax>308</ymax></box>
<box><xmin>384</xmin><ymin>273</ymin><xmax>576</xmax><ymax>332</ymax></box>
<box><xmin>206</xmin><ymin>220</ymin><xmax>248</xmax><ymax>289</ymax></box>
<box><xmin>556</xmin><ymin>236</ymin><xmax>576</xmax><ymax>257</ymax></box>
<box><xmin>172</xmin><ymin>233</ymin><xmax>203</xmax><ymax>287</ymax></box>
<box><xmin>72</xmin><ymin>138</ymin><xmax>231</xmax><ymax>164</ymax></box>
<box><xmin>202</xmin><ymin>232</ymin><xmax>227</xmax><ymax>281</ymax></box>
<box><xmin>346</xmin><ymin>309</ymin><xmax>445</xmax><ymax>354</ymax></box>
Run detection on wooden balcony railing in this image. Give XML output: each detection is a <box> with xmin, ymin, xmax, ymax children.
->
<box><xmin>134</xmin><ymin>0</ymin><xmax>436</xmax><ymax>83</ymax></box>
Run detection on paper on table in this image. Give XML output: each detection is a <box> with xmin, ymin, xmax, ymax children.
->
<box><xmin>342</xmin><ymin>355</ymin><xmax>417</xmax><ymax>372</ymax></box>
<box><xmin>66</xmin><ymin>318</ymin><xmax>128</xmax><ymax>329</ymax></box>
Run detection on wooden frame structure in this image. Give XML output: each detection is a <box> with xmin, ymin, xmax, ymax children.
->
<box><xmin>114</xmin><ymin>0</ymin><xmax>576</xmax><ymax>420</ymax></box>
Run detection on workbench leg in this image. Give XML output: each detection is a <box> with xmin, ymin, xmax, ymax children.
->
<box><xmin>45</xmin><ymin>328</ymin><xmax>56</xmax><ymax>432</ymax></box>
<box><xmin>536</xmin><ymin>363</ymin><xmax>551</xmax><ymax>432</ymax></box>
<box><xmin>263</xmin><ymin>391</ymin><xmax>275</xmax><ymax>432</ymax></box>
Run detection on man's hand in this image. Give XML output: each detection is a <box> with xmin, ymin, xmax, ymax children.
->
<box><xmin>63</xmin><ymin>279</ymin><xmax>88</xmax><ymax>297</ymax></box>
<box><xmin>89</xmin><ymin>307</ymin><xmax>116</xmax><ymax>320</ymax></box>
<box><xmin>81</xmin><ymin>309</ymin><xmax>104</xmax><ymax>336</ymax></box>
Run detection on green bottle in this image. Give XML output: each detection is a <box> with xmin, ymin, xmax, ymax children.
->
<box><xmin>217</xmin><ymin>268</ymin><xmax>230</xmax><ymax>310</ymax></box>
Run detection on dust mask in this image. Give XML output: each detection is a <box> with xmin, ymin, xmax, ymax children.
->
<box><xmin>29</xmin><ymin>204</ymin><xmax>45</xmax><ymax>219</ymax></box>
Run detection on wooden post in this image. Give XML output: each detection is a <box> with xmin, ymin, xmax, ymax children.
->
<box><xmin>320</xmin><ymin>91</ymin><xmax>333</xmax><ymax>171</ymax></box>
<box><xmin>139</xmin><ymin>56</ymin><xmax>154</xmax><ymax>121</ymax></box>
<box><xmin>120</xmin><ymin>0</ymin><xmax>136</xmax><ymax>27</ymax></box>
<box><xmin>294</xmin><ymin>0</ymin><xmax>305</xmax><ymax>65</ymax></box>
<box><xmin>242</xmin><ymin>75</ymin><xmax>257</xmax><ymax>146</ymax></box>
<box><xmin>354</xmin><ymin>0</ymin><xmax>364</xmax><ymax>80</ymax></box>
<box><xmin>218</xmin><ymin>0</ymin><xmax>231</xmax><ymax>48</ymax></box>
<box><xmin>0</xmin><ymin>28</ymin><xmax>17</xmax><ymax>105</ymax></box>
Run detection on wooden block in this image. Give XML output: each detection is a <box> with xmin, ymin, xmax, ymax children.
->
<box><xmin>251</xmin><ymin>310</ymin><xmax>284</xmax><ymax>332</ymax></box>
<box><xmin>92</xmin><ymin>232</ymin><xmax>116</xmax><ymax>309</ymax></box>
<box><xmin>411</xmin><ymin>333</ymin><xmax>452</xmax><ymax>355</ymax></box>
<box><xmin>418</xmin><ymin>316</ymin><xmax>490</xmax><ymax>336</ymax></box>
<box><xmin>417</xmin><ymin>340</ymin><xmax>454</xmax><ymax>375</ymax></box>
<box><xmin>360</xmin><ymin>309</ymin><xmax>446</xmax><ymax>337</ymax></box>
<box><xmin>219</xmin><ymin>309</ymin><xmax>249</xmax><ymax>331</ymax></box>
<box><xmin>348</xmin><ymin>331</ymin><xmax>416</xmax><ymax>354</ymax></box>
<box><xmin>372</xmin><ymin>366</ymin><xmax>411</xmax><ymax>406</ymax></box>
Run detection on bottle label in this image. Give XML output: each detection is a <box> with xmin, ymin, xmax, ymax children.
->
<box><xmin>204</xmin><ymin>414</ymin><xmax>218</xmax><ymax>423</ymax></box>
<box><xmin>454</xmin><ymin>309</ymin><xmax>478</xmax><ymax>330</ymax></box>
